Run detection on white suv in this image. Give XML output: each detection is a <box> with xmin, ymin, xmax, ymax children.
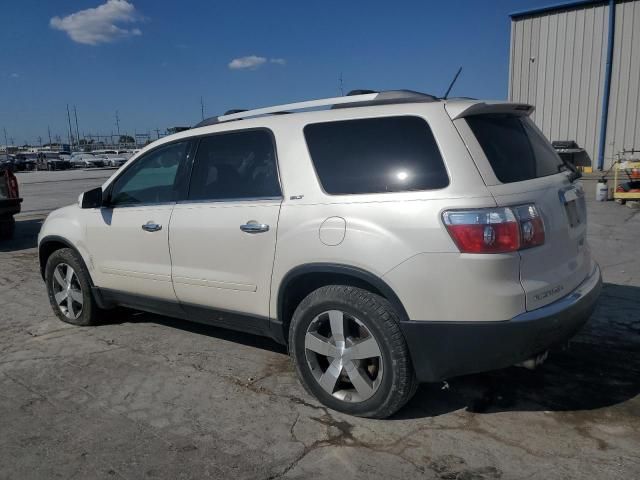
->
<box><xmin>38</xmin><ymin>90</ymin><xmax>602</xmax><ymax>418</ymax></box>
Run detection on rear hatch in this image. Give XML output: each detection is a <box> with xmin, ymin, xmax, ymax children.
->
<box><xmin>449</xmin><ymin>103</ymin><xmax>591</xmax><ymax>311</ymax></box>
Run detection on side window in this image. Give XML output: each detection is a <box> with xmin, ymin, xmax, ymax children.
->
<box><xmin>304</xmin><ymin>116</ymin><xmax>449</xmax><ymax>194</ymax></box>
<box><xmin>109</xmin><ymin>141</ymin><xmax>189</xmax><ymax>206</ymax></box>
<box><xmin>188</xmin><ymin>130</ymin><xmax>281</xmax><ymax>201</ymax></box>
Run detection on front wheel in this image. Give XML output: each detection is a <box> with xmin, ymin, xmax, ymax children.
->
<box><xmin>289</xmin><ymin>285</ymin><xmax>417</xmax><ymax>418</ymax></box>
<box><xmin>45</xmin><ymin>248</ymin><xmax>104</xmax><ymax>326</ymax></box>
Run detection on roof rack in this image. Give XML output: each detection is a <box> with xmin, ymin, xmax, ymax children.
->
<box><xmin>192</xmin><ymin>89</ymin><xmax>439</xmax><ymax>128</ymax></box>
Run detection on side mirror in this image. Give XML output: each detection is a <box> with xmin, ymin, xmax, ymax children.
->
<box><xmin>81</xmin><ymin>187</ymin><xmax>104</xmax><ymax>209</ymax></box>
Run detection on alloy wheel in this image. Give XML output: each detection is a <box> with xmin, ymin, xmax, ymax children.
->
<box><xmin>51</xmin><ymin>263</ymin><xmax>83</xmax><ymax>320</ymax></box>
<box><xmin>304</xmin><ymin>310</ymin><xmax>383</xmax><ymax>402</ymax></box>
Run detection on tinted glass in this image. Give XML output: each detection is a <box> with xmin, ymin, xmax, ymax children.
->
<box><xmin>110</xmin><ymin>141</ymin><xmax>188</xmax><ymax>205</ymax></box>
<box><xmin>466</xmin><ymin>114</ymin><xmax>564</xmax><ymax>183</ymax></box>
<box><xmin>188</xmin><ymin>130</ymin><xmax>280</xmax><ymax>200</ymax></box>
<box><xmin>304</xmin><ymin>116</ymin><xmax>448</xmax><ymax>195</ymax></box>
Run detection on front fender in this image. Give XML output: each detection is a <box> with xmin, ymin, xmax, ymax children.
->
<box><xmin>38</xmin><ymin>206</ymin><xmax>92</xmax><ymax>278</ymax></box>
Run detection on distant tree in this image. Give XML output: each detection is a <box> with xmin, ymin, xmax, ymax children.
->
<box><xmin>119</xmin><ymin>135</ymin><xmax>135</xmax><ymax>144</ymax></box>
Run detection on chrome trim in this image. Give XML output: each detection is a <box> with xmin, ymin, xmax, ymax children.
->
<box><xmin>176</xmin><ymin>196</ymin><xmax>283</xmax><ymax>206</ymax></box>
<box><xmin>240</xmin><ymin>222</ymin><xmax>270</xmax><ymax>233</ymax></box>
<box><xmin>104</xmin><ymin>201</ymin><xmax>176</xmax><ymax>209</ymax></box>
<box><xmin>141</xmin><ymin>221</ymin><xmax>162</xmax><ymax>232</ymax></box>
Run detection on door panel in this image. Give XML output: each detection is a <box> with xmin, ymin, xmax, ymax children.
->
<box><xmin>169</xmin><ymin>201</ymin><xmax>281</xmax><ymax>317</ymax></box>
<box><xmin>87</xmin><ymin>205</ymin><xmax>176</xmax><ymax>300</ymax></box>
<box><xmin>85</xmin><ymin>140</ymin><xmax>191</xmax><ymax>301</ymax></box>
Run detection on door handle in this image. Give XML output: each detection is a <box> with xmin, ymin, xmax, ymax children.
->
<box><xmin>142</xmin><ymin>221</ymin><xmax>162</xmax><ymax>232</ymax></box>
<box><xmin>240</xmin><ymin>221</ymin><xmax>269</xmax><ymax>234</ymax></box>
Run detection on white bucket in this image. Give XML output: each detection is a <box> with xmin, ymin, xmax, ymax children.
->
<box><xmin>596</xmin><ymin>181</ymin><xmax>608</xmax><ymax>201</ymax></box>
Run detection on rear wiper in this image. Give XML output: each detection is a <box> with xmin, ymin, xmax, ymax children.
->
<box><xmin>558</xmin><ymin>162</ymin><xmax>582</xmax><ymax>183</ymax></box>
<box><xmin>568</xmin><ymin>169</ymin><xmax>582</xmax><ymax>182</ymax></box>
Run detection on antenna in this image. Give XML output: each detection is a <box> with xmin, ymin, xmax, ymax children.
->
<box><xmin>338</xmin><ymin>72</ymin><xmax>344</xmax><ymax>96</ymax></box>
<box><xmin>443</xmin><ymin>66</ymin><xmax>463</xmax><ymax>100</ymax></box>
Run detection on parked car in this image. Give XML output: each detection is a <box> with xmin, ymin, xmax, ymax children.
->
<box><xmin>37</xmin><ymin>90</ymin><xmax>602</xmax><ymax>418</ymax></box>
<box><xmin>0</xmin><ymin>155</ymin><xmax>16</xmax><ymax>171</ymax></box>
<box><xmin>0</xmin><ymin>166</ymin><xmax>22</xmax><ymax>239</ymax></box>
<box><xmin>36</xmin><ymin>152</ymin><xmax>72</xmax><ymax>171</ymax></box>
<box><xmin>93</xmin><ymin>150</ymin><xmax>128</xmax><ymax>167</ymax></box>
<box><xmin>13</xmin><ymin>153</ymin><xmax>36</xmax><ymax>171</ymax></box>
<box><xmin>70</xmin><ymin>153</ymin><xmax>105</xmax><ymax>168</ymax></box>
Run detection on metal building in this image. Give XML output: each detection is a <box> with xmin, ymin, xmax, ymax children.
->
<box><xmin>509</xmin><ymin>0</ymin><xmax>640</xmax><ymax>170</ymax></box>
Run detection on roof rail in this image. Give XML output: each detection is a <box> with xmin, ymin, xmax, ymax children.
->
<box><xmin>192</xmin><ymin>89</ymin><xmax>440</xmax><ymax>128</ymax></box>
<box><xmin>216</xmin><ymin>92</ymin><xmax>379</xmax><ymax>122</ymax></box>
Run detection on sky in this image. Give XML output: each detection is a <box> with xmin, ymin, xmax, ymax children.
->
<box><xmin>0</xmin><ymin>0</ymin><xmax>557</xmax><ymax>145</ymax></box>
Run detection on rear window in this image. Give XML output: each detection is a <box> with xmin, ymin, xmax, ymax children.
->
<box><xmin>304</xmin><ymin>116</ymin><xmax>449</xmax><ymax>195</ymax></box>
<box><xmin>466</xmin><ymin>114</ymin><xmax>564</xmax><ymax>183</ymax></box>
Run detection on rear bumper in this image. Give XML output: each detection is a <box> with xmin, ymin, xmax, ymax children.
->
<box><xmin>401</xmin><ymin>263</ymin><xmax>602</xmax><ymax>382</ymax></box>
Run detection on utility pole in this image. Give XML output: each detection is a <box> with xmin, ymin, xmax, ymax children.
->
<box><xmin>38</xmin><ymin>136</ymin><xmax>42</xmax><ymax>147</ymax></box>
<box><xmin>3</xmin><ymin>128</ymin><xmax>8</xmax><ymax>160</ymax></box>
<box><xmin>200</xmin><ymin>96</ymin><xmax>205</xmax><ymax>120</ymax></box>
<box><xmin>154</xmin><ymin>128</ymin><xmax>161</xmax><ymax>140</ymax></box>
<box><xmin>338</xmin><ymin>72</ymin><xmax>344</xmax><ymax>96</ymax></box>
<box><xmin>66</xmin><ymin>104</ymin><xmax>74</xmax><ymax>150</ymax></box>
<box><xmin>47</xmin><ymin>126</ymin><xmax>52</xmax><ymax>146</ymax></box>
<box><xmin>115</xmin><ymin>111</ymin><xmax>121</xmax><ymax>148</ymax></box>
<box><xmin>74</xmin><ymin>106</ymin><xmax>81</xmax><ymax>146</ymax></box>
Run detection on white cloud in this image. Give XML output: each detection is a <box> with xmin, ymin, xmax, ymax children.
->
<box><xmin>50</xmin><ymin>0</ymin><xmax>142</xmax><ymax>45</ymax></box>
<box><xmin>229</xmin><ymin>55</ymin><xmax>267</xmax><ymax>70</ymax></box>
<box><xmin>228</xmin><ymin>55</ymin><xmax>286</xmax><ymax>70</ymax></box>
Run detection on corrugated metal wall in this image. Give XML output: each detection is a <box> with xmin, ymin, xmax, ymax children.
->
<box><xmin>509</xmin><ymin>0</ymin><xmax>640</xmax><ymax>169</ymax></box>
<box><xmin>606</xmin><ymin>0</ymin><xmax>640</xmax><ymax>163</ymax></box>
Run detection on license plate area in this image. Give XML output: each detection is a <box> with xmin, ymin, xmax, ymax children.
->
<box><xmin>560</xmin><ymin>186</ymin><xmax>585</xmax><ymax>228</ymax></box>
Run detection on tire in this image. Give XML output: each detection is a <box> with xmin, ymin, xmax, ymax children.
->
<box><xmin>45</xmin><ymin>248</ymin><xmax>104</xmax><ymax>326</ymax></box>
<box><xmin>0</xmin><ymin>217</ymin><xmax>15</xmax><ymax>240</ymax></box>
<box><xmin>289</xmin><ymin>285</ymin><xmax>417</xmax><ymax>418</ymax></box>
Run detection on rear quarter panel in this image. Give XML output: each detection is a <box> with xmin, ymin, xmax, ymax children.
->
<box><xmin>268</xmin><ymin>103</ymin><xmax>520</xmax><ymax>321</ymax></box>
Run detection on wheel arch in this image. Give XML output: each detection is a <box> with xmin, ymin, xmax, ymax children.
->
<box><xmin>39</xmin><ymin>235</ymin><xmax>92</xmax><ymax>283</ymax></box>
<box><xmin>275</xmin><ymin>263</ymin><xmax>409</xmax><ymax>344</ymax></box>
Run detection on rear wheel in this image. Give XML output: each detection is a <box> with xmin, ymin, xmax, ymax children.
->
<box><xmin>0</xmin><ymin>217</ymin><xmax>15</xmax><ymax>239</ymax></box>
<box><xmin>45</xmin><ymin>248</ymin><xmax>104</xmax><ymax>326</ymax></box>
<box><xmin>289</xmin><ymin>285</ymin><xmax>417</xmax><ymax>418</ymax></box>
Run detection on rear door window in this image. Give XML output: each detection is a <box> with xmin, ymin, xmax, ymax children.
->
<box><xmin>188</xmin><ymin>129</ymin><xmax>281</xmax><ymax>201</ymax></box>
<box><xmin>304</xmin><ymin>116</ymin><xmax>448</xmax><ymax>195</ymax></box>
<box><xmin>466</xmin><ymin>114</ymin><xmax>565</xmax><ymax>183</ymax></box>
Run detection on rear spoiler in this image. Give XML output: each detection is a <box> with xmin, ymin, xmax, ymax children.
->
<box><xmin>445</xmin><ymin>101</ymin><xmax>535</xmax><ymax>120</ymax></box>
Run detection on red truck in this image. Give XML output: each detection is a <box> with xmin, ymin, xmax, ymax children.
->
<box><xmin>0</xmin><ymin>167</ymin><xmax>22</xmax><ymax>239</ymax></box>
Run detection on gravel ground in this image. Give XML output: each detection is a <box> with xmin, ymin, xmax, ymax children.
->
<box><xmin>0</xmin><ymin>173</ymin><xmax>638</xmax><ymax>479</ymax></box>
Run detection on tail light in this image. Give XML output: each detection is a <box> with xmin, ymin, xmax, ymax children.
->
<box><xmin>443</xmin><ymin>204</ymin><xmax>544</xmax><ymax>254</ymax></box>
<box><xmin>5</xmin><ymin>170</ymin><xmax>19</xmax><ymax>199</ymax></box>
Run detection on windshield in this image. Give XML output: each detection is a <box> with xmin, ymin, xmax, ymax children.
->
<box><xmin>466</xmin><ymin>114</ymin><xmax>566</xmax><ymax>183</ymax></box>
